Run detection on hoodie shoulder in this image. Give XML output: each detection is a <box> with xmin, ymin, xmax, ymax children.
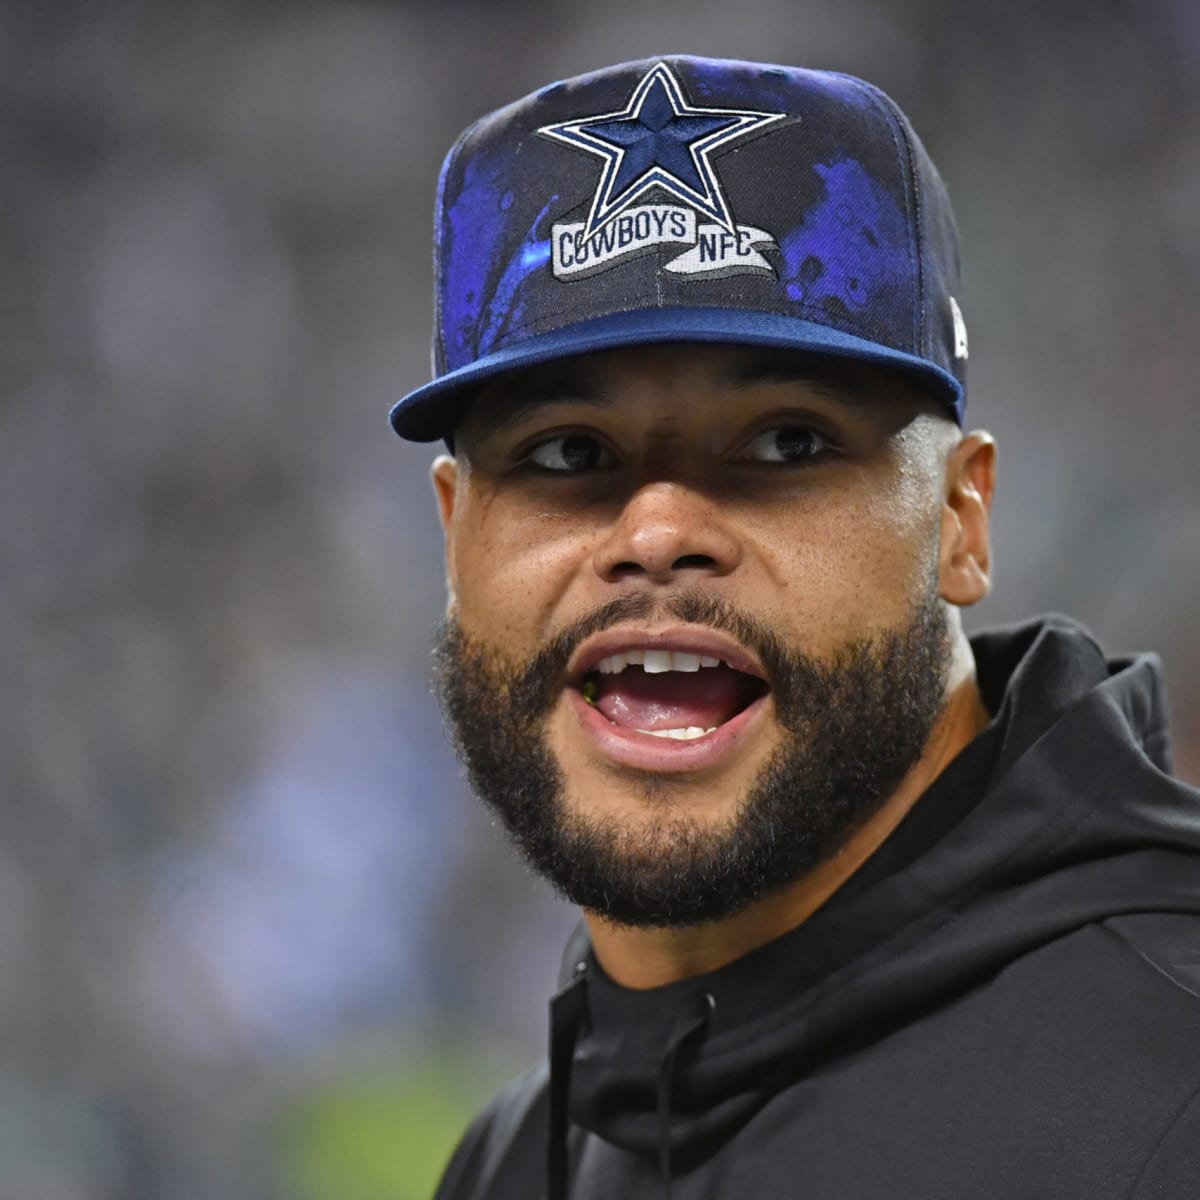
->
<box><xmin>434</xmin><ymin>1065</ymin><xmax>549</xmax><ymax>1200</ymax></box>
<box><xmin>1104</xmin><ymin>912</ymin><xmax>1200</xmax><ymax>1004</ymax></box>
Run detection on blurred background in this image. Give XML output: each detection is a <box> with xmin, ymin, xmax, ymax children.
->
<box><xmin>2</xmin><ymin>0</ymin><xmax>1198</xmax><ymax>1195</ymax></box>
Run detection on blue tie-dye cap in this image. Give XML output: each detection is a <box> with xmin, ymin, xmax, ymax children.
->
<box><xmin>390</xmin><ymin>55</ymin><xmax>968</xmax><ymax>441</ymax></box>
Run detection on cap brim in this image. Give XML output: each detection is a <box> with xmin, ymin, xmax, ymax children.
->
<box><xmin>390</xmin><ymin>306</ymin><xmax>964</xmax><ymax>442</ymax></box>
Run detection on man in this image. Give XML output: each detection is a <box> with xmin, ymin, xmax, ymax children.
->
<box><xmin>390</xmin><ymin>56</ymin><xmax>1200</xmax><ymax>1198</ymax></box>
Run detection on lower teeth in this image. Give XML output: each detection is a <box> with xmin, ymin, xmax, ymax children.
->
<box><xmin>639</xmin><ymin>726</ymin><xmax>715</xmax><ymax>740</ymax></box>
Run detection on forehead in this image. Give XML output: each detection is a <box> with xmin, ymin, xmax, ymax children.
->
<box><xmin>457</xmin><ymin>343</ymin><xmax>934</xmax><ymax>440</ymax></box>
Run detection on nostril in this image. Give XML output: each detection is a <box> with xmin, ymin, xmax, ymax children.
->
<box><xmin>611</xmin><ymin>561</ymin><xmax>647</xmax><ymax>579</ymax></box>
<box><xmin>672</xmin><ymin>554</ymin><xmax>717</xmax><ymax>571</ymax></box>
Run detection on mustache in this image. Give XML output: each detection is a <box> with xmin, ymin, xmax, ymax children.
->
<box><xmin>531</xmin><ymin>591</ymin><xmax>799</xmax><ymax>693</ymax></box>
<box><xmin>437</xmin><ymin>589</ymin><xmax>798</xmax><ymax>723</ymax></box>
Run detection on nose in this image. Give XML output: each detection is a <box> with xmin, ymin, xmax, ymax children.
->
<box><xmin>592</xmin><ymin>481</ymin><xmax>742</xmax><ymax>585</ymax></box>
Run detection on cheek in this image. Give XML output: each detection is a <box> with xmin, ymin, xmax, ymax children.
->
<box><xmin>451</xmin><ymin>495</ymin><xmax>592</xmax><ymax>641</ymax></box>
<box><xmin>751</xmin><ymin>466</ymin><xmax>941</xmax><ymax>635</ymax></box>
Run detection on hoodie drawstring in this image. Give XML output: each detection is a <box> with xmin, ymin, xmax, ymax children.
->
<box><xmin>547</xmin><ymin>974</ymin><xmax>715</xmax><ymax>1200</ymax></box>
<box><xmin>547</xmin><ymin>965</ymin><xmax>588</xmax><ymax>1200</ymax></box>
<box><xmin>655</xmin><ymin>991</ymin><xmax>716</xmax><ymax>1198</ymax></box>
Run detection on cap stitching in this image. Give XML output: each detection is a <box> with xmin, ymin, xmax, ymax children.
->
<box><xmin>880</xmin><ymin>99</ymin><xmax>929</xmax><ymax>358</ymax></box>
<box><xmin>830</xmin><ymin>74</ymin><xmax>922</xmax><ymax>356</ymax></box>
<box><xmin>466</xmin><ymin>298</ymin><xmax>910</xmax><ymax>363</ymax></box>
<box><xmin>433</xmin><ymin>113</ymin><xmax>489</xmax><ymax>377</ymax></box>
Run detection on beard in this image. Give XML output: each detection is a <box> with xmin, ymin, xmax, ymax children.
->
<box><xmin>433</xmin><ymin>586</ymin><xmax>951</xmax><ymax>929</ymax></box>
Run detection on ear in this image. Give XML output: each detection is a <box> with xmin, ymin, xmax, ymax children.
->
<box><xmin>431</xmin><ymin>454</ymin><xmax>460</xmax><ymax>609</ymax></box>
<box><xmin>938</xmin><ymin>431</ymin><xmax>996</xmax><ymax>608</ymax></box>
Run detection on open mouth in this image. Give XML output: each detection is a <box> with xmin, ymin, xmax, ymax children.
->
<box><xmin>571</xmin><ymin>643</ymin><xmax>770</xmax><ymax>744</ymax></box>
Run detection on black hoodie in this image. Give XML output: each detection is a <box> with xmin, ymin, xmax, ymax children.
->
<box><xmin>434</xmin><ymin>617</ymin><xmax>1200</xmax><ymax>1199</ymax></box>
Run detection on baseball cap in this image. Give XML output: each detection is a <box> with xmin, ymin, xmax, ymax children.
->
<box><xmin>390</xmin><ymin>55</ymin><xmax>968</xmax><ymax>442</ymax></box>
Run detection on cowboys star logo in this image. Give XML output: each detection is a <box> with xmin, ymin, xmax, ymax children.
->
<box><xmin>538</xmin><ymin>61</ymin><xmax>785</xmax><ymax>244</ymax></box>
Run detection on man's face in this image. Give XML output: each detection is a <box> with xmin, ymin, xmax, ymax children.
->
<box><xmin>432</xmin><ymin>344</ymin><xmax>964</xmax><ymax>927</ymax></box>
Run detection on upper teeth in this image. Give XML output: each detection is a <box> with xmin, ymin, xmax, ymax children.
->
<box><xmin>596</xmin><ymin>650</ymin><xmax>723</xmax><ymax>674</ymax></box>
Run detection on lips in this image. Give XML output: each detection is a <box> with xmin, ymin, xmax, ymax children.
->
<box><xmin>570</xmin><ymin>627</ymin><xmax>768</xmax><ymax>684</ymax></box>
<box><xmin>564</xmin><ymin>627</ymin><xmax>771</xmax><ymax>771</ymax></box>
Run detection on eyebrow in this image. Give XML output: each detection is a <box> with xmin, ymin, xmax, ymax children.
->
<box><xmin>468</xmin><ymin>347</ymin><xmax>904</xmax><ymax>440</ymax></box>
<box><xmin>470</xmin><ymin>369</ymin><xmax>612</xmax><ymax>436</ymax></box>
<box><xmin>716</xmin><ymin>351</ymin><xmax>886</xmax><ymax>407</ymax></box>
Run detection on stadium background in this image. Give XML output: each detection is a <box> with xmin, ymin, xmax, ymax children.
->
<box><xmin>2</xmin><ymin>1</ymin><xmax>1198</xmax><ymax>1195</ymax></box>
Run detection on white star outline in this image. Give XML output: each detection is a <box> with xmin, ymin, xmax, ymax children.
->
<box><xmin>537</xmin><ymin>62</ymin><xmax>786</xmax><ymax>243</ymax></box>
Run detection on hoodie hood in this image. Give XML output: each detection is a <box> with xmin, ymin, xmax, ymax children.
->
<box><xmin>552</xmin><ymin>615</ymin><xmax>1200</xmax><ymax>1168</ymax></box>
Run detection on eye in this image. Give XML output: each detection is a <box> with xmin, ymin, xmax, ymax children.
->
<box><xmin>737</xmin><ymin>425</ymin><xmax>833</xmax><ymax>464</ymax></box>
<box><xmin>525</xmin><ymin>433</ymin><xmax>615</xmax><ymax>472</ymax></box>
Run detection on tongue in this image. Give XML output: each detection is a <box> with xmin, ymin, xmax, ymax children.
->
<box><xmin>593</xmin><ymin>665</ymin><xmax>762</xmax><ymax>731</ymax></box>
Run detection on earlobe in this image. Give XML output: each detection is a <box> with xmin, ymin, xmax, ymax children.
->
<box><xmin>431</xmin><ymin>454</ymin><xmax>460</xmax><ymax>607</ymax></box>
<box><xmin>938</xmin><ymin>431</ymin><xmax>997</xmax><ymax>608</ymax></box>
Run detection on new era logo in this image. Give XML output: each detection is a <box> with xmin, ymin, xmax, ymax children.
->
<box><xmin>950</xmin><ymin>297</ymin><xmax>969</xmax><ymax>360</ymax></box>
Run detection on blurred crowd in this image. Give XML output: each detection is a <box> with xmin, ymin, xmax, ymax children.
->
<box><xmin>2</xmin><ymin>1</ymin><xmax>1197</xmax><ymax>1196</ymax></box>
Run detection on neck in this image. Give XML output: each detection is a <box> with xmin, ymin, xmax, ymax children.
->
<box><xmin>584</xmin><ymin>631</ymin><xmax>990</xmax><ymax>990</ymax></box>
